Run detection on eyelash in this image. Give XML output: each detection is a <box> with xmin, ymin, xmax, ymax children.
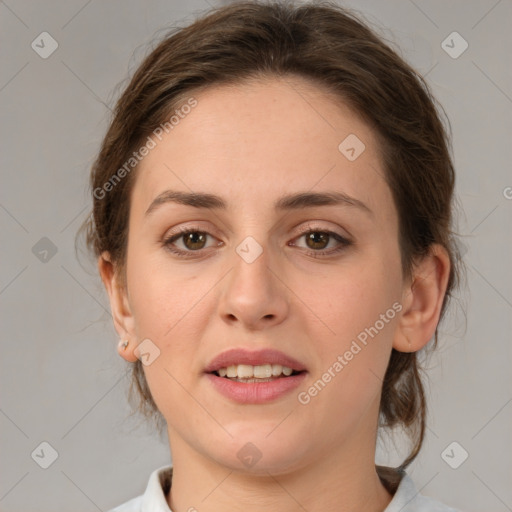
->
<box><xmin>162</xmin><ymin>224</ymin><xmax>352</xmax><ymax>259</ymax></box>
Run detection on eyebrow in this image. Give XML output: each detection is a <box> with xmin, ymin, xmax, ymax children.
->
<box><xmin>144</xmin><ymin>190</ymin><xmax>372</xmax><ymax>216</ymax></box>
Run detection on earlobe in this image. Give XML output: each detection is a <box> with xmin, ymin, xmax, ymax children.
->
<box><xmin>98</xmin><ymin>252</ymin><xmax>137</xmax><ymax>360</ymax></box>
<box><xmin>117</xmin><ymin>339</ymin><xmax>139</xmax><ymax>363</ymax></box>
<box><xmin>393</xmin><ymin>244</ymin><xmax>451</xmax><ymax>353</ymax></box>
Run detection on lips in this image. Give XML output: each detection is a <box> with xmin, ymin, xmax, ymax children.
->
<box><xmin>204</xmin><ymin>348</ymin><xmax>307</xmax><ymax>374</ymax></box>
<box><xmin>204</xmin><ymin>348</ymin><xmax>308</xmax><ymax>404</ymax></box>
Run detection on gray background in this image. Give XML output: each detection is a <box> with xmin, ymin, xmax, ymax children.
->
<box><xmin>1</xmin><ymin>0</ymin><xmax>511</xmax><ymax>511</ymax></box>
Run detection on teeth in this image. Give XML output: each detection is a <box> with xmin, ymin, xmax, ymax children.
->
<box><xmin>282</xmin><ymin>366</ymin><xmax>293</xmax><ymax>376</ymax></box>
<box><xmin>254</xmin><ymin>364</ymin><xmax>273</xmax><ymax>378</ymax></box>
<box><xmin>216</xmin><ymin>364</ymin><xmax>295</xmax><ymax>379</ymax></box>
<box><xmin>271</xmin><ymin>364</ymin><xmax>282</xmax><ymax>376</ymax></box>
<box><xmin>237</xmin><ymin>364</ymin><xmax>253</xmax><ymax>379</ymax></box>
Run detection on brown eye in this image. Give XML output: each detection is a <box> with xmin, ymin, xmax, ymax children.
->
<box><xmin>291</xmin><ymin>228</ymin><xmax>352</xmax><ymax>256</ymax></box>
<box><xmin>182</xmin><ymin>232</ymin><xmax>207</xmax><ymax>250</ymax></box>
<box><xmin>164</xmin><ymin>229</ymin><xmax>219</xmax><ymax>256</ymax></box>
<box><xmin>304</xmin><ymin>232</ymin><xmax>330</xmax><ymax>250</ymax></box>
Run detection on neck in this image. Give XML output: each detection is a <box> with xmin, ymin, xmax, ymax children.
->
<box><xmin>166</xmin><ymin>423</ymin><xmax>395</xmax><ymax>512</ymax></box>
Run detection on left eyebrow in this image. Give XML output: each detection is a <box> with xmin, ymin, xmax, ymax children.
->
<box><xmin>274</xmin><ymin>191</ymin><xmax>372</xmax><ymax>216</ymax></box>
<box><xmin>144</xmin><ymin>189</ymin><xmax>372</xmax><ymax>217</ymax></box>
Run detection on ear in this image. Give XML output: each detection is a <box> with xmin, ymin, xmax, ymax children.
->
<box><xmin>393</xmin><ymin>244</ymin><xmax>451</xmax><ymax>353</ymax></box>
<box><xmin>98</xmin><ymin>252</ymin><xmax>138</xmax><ymax>362</ymax></box>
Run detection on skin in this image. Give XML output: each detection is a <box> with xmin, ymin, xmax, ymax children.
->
<box><xmin>100</xmin><ymin>76</ymin><xmax>450</xmax><ymax>512</ymax></box>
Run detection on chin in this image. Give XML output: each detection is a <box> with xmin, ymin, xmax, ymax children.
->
<box><xmin>203</xmin><ymin>425</ymin><xmax>310</xmax><ymax>475</ymax></box>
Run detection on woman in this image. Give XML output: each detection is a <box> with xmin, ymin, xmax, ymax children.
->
<box><xmin>81</xmin><ymin>1</ymin><xmax>463</xmax><ymax>510</ymax></box>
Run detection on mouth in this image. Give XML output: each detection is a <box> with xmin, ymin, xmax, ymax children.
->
<box><xmin>210</xmin><ymin>363</ymin><xmax>305</xmax><ymax>383</ymax></box>
<box><xmin>204</xmin><ymin>347</ymin><xmax>307</xmax><ymax>379</ymax></box>
<box><xmin>204</xmin><ymin>348</ymin><xmax>307</xmax><ymax>403</ymax></box>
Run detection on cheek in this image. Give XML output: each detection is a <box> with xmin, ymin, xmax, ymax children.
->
<box><xmin>302</xmin><ymin>249</ymin><xmax>402</xmax><ymax>387</ymax></box>
<box><xmin>127</xmin><ymin>243</ymin><xmax>189</xmax><ymax>334</ymax></box>
<box><xmin>126</xmin><ymin>249</ymin><xmax>221</xmax><ymax>364</ymax></box>
<box><xmin>125</xmin><ymin>253</ymin><xmax>213</xmax><ymax>402</ymax></box>
<box><xmin>310</xmin><ymin>259</ymin><xmax>400</xmax><ymax>343</ymax></box>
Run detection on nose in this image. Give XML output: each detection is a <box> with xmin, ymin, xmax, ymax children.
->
<box><xmin>218</xmin><ymin>244</ymin><xmax>289</xmax><ymax>331</ymax></box>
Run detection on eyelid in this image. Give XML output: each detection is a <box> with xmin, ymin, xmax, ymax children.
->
<box><xmin>293</xmin><ymin>221</ymin><xmax>352</xmax><ymax>241</ymax></box>
<box><xmin>289</xmin><ymin>227</ymin><xmax>351</xmax><ymax>253</ymax></box>
<box><xmin>163</xmin><ymin>222</ymin><xmax>221</xmax><ymax>240</ymax></box>
<box><xmin>162</xmin><ymin>224</ymin><xmax>222</xmax><ymax>256</ymax></box>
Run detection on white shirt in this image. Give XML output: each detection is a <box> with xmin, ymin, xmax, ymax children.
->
<box><xmin>107</xmin><ymin>465</ymin><xmax>462</xmax><ymax>512</ymax></box>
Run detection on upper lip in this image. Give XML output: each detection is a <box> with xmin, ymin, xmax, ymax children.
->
<box><xmin>204</xmin><ymin>348</ymin><xmax>307</xmax><ymax>373</ymax></box>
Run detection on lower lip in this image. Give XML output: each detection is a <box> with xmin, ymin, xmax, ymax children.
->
<box><xmin>205</xmin><ymin>372</ymin><xmax>307</xmax><ymax>404</ymax></box>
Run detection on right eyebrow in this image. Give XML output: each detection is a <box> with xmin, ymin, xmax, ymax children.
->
<box><xmin>145</xmin><ymin>190</ymin><xmax>227</xmax><ymax>217</ymax></box>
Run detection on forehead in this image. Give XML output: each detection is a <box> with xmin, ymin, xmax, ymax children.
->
<box><xmin>131</xmin><ymin>76</ymin><xmax>392</xmax><ymax>219</ymax></box>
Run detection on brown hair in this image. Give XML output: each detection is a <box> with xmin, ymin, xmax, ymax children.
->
<box><xmin>79</xmin><ymin>0</ymin><xmax>462</xmax><ymax>472</ymax></box>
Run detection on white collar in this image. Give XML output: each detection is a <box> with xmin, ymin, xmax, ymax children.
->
<box><xmin>129</xmin><ymin>465</ymin><xmax>458</xmax><ymax>512</ymax></box>
<box><xmin>139</xmin><ymin>465</ymin><xmax>173</xmax><ymax>512</ymax></box>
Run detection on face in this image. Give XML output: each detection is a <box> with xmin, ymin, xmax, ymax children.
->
<box><xmin>118</xmin><ymin>77</ymin><xmax>406</xmax><ymax>474</ymax></box>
